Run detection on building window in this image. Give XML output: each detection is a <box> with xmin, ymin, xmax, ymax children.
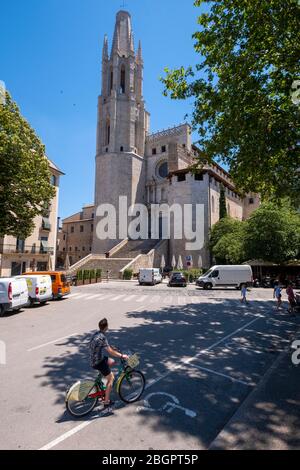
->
<box><xmin>63</xmin><ymin>234</ymin><xmax>66</xmax><ymax>241</ymax></box>
<box><xmin>177</xmin><ymin>173</ymin><xmax>186</xmax><ymax>182</ymax></box>
<box><xmin>249</xmin><ymin>197</ymin><xmax>254</xmax><ymax>204</ymax></box>
<box><xmin>82</xmin><ymin>247</ymin><xmax>85</xmax><ymax>251</ymax></box>
<box><xmin>75</xmin><ymin>247</ymin><xmax>78</xmax><ymax>252</ymax></box>
<box><xmin>89</xmin><ymin>247</ymin><xmax>92</xmax><ymax>252</ymax></box>
<box><xmin>69</xmin><ymin>247</ymin><xmax>72</xmax><ymax>252</ymax></box>
<box><xmin>120</xmin><ymin>66</ymin><xmax>126</xmax><ymax>94</ymax></box>
<box><xmin>63</xmin><ymin>248</ymin><xmax>65</xmax><ymax>252</ymax></box>
<box><xmin>157</xmin><ymin>161</ymin><xmax>169</xmax><ymax>179</ymax></box>
<box><xmin>80</xmin><ymin>225</ymin><xmax>84</xmax><ymax>233</ymax></box>
<box><xmin>152</xmin><ymin>148</ymin><xmax>157</xmax><ymax>155</ymax></box>
<box><xmin>50</xmin><ymin>175</ymin><xmax>57</xmax><ymax>186</ymax></box>
<box><xmin>106</xmin><ymin>120</ymin><xmax>110</xmax><ymax>146</ymax></box>
<box><xmin>91</xmin><ymin>224</ymin><xmax>94</xmax><ymax>232</ymax></box>
<box><xmin>110</xmin><ymin>68</ymin><xmax>113</xmax><ymax>93</ymax></box>
<box><xmin>194</xmin><ymin>173</ymin><xmax>203</xmax><ymax>181</ymax></box>
<box><xmin>120</xmin><ymin>146</ymin><xmax>124</xmax><ymax>152</ymax></box>
<box><xmin>71</xmin><ymin>226</ymin><xmax>74</xmax><ymax>233</ymax></box>
<box><xmin>161</xmin><ymin>145</ymin><xmax>166</xmax><ymax>153</ymax></box>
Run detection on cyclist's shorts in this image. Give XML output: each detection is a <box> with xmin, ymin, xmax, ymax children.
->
<box><xmin>93</xmin><ymin>357</ymin><xmax>111</xmax><ymax>377</ymax></box>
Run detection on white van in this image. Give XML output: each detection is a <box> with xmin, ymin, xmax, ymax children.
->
<box><xmin>0</xmin><ymin>278</ymin><xmax>29</xmax><ymax>316</ymax></box>
<box><xmin>139</xmin><ymin>268</ymin><xmax>162</xmax><ymax>286</ymax></box>
<box><xmin>196</xmin><ymin>265</ymin><xmax>253</xmax><ymax>290</ymax></box>
<box><xmin>17</xmin><ymin>274</ymin><xmax>52</xmax><ymax>306</ymax></box>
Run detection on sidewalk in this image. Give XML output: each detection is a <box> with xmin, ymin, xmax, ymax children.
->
<box><xmin>210</xmin><ymin>334</ymin><xmax>300</xmax><ymax>450</ymax></box>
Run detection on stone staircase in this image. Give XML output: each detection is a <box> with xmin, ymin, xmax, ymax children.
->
<box><xmin>68</xmin><ymin>239</ymin><xmax>163</xmax><ymax>279</ymax></box>
<box><xmin>111</xmin><ymin>239</ymin><xmax>160</xmax><ymax>259</ymax></box>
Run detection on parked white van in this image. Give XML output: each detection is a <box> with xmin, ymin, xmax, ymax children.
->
<box><xmin>0</xmin><ymin>278</ymin><xmax>29</xmax><ymax>316</ymax></box>
<box><xmin>139</xmin><ymin>268</ymin><xmax>162</xmax><ymax>286</ymax></box>
<box><xmin>196</xmin><ymin>265</ymin><xmax>253</xmax><ymax>290</ymax></box>
<box><xmin>16</xmin><ymin>274</ymin><xmax>52</xmax><ymax>306</ymax></box>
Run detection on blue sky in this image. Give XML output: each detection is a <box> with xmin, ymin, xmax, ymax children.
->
<box><xmin>1</xmin><ymin>0</ymin><xmax>204</xmax><ymax>220</ymax></box>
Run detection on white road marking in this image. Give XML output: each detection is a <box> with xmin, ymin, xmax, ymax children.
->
<box><xmin>28</xmin><ymin>333</ymin><xmax>79</xmax><ymax>352</ymax></box>
<box><xmin>68</xmin><ymin>293</ymin><xmax>82</xmax><ymax>298</ymax></box>
<box><xmin>136</xmin><ymin>296</ymin><xmax>147</xmax><ymax>303</ymax></box>
<box><xmin>71</xmin><ymin>294</ymin><xmax>90</xmax><ymax>300</ymax></box>
<box><xmin>85</xmin><ymin>294</ymin><xmax>102</xmax><ymax>300</ymax></box>
<box><xmin>39</xmin><ymin>314</ymin><xmax>262</xmax><ymax>450</ymax></box>
<box><xmin>123</xmin><ymin>295</ymin><xmax>136</xmax><ymax>302</ymax></box>
<box><xmin>110</xmin><ymin>295</ymin><xmax>126</xmax><ymax>301</ymax></box>
<box><xmin>178</xmin><ymin>297</ymin><xmax>187</xmax><ymax>305</ymax></box>
<box><xmin>149</xmin><ymin>295</ymin><xmax>161</xmax><ymax>304</ymax></box>
<box><xmin>186</xmin><ymin>363</ymin><xmax>253</xmax><ymax>387</ymax></box>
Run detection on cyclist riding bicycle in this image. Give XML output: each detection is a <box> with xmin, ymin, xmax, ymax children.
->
<box><xmin>89</xmin><ymin>318</ymin><xmax>128</xmax><ymax>409</ymax></box>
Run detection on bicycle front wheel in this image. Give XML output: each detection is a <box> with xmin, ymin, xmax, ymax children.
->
<box><xmin>66</xmin><ymin>385</ymin><xmax>99</xmax><ymax>418</ymax></box>
<box><xmin>118</xmin><ymin>370</ymin><xmax>145</xmax><ymax>404</ymax></box>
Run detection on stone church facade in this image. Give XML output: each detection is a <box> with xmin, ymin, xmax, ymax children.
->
<box><xmin>63</xmin><ymin>10</ymin><xmax>259</xmax><ymax>275</ymax></box>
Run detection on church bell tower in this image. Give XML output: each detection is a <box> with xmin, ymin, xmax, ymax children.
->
<box><xmin>93</xmin><ymin>11</ymin><xmax>150</xmax><ymax>253</ymax></box>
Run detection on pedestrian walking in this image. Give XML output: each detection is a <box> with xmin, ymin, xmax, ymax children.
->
<box><xmin>240</xmin><ymin>283</ymin><xmax>248</xmax><ymax>304</ymax></box>
<box><xmin>273</xmin><ymin>282</ymin><xmax>282</xmax><ymax>310</ymax></box>
<box><xmin>286</xmin><ymin>282</ymin><xmax>296</xmax><ymax>316</ymax></box>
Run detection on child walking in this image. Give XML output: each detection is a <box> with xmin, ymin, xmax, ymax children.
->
<box><xmin>273</xmin><ymin>282</ymin><xmax>282</xmax><ymax>310</ymax></box>
<box><xmin>240</xmin><ymin>284</ymin><xmax>248</xmax><ymax>304</ymax></box>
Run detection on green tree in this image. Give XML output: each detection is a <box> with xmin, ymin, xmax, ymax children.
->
<box><xmin>212</xmin><ymin>231</ymin><xmax>245</xmax><ymax>264</ymax></box>
<box><xmin>219</xmin><ymin>185</ymin><xmax>227</xmax><ymax>219</ymax></box>
<box><xmin>162</xmin><ymin>0</ymin><xmax>300</xmax><ymax>203</ymax></box>
<box><xmin>243</xmin><ymin>202</ymin><xmax>300</xmax><ymax>263</ymax></box>
<box><xmin>209</xmin><ymin>216</ymin><xmax>244</xmax><ymax>251</ymax></box>
<box><xmin>0</xmin><ymin>92</ymin><xmax>55</xmax><ymax>238</ymax></box>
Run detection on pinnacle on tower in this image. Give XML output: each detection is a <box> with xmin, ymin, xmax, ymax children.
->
<box><xmin>136</xmin><ymin>40</ymin><xmax>143</xmax><ymax>64</ymax></box>
<box><xmin>102</xmin><ymin>35</ymin><xmax>108</xmax><ymax>61</ymax></box>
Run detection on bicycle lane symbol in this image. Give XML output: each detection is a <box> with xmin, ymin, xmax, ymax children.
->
<box><xmin>136</xmin><ymin>392</ymin><xmax>197</xmax><ymax>418</ymax></box>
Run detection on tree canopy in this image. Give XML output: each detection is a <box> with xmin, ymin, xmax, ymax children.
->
<box><xmin>243</xmin><ymin>201</ymin><xmax>300</xmax><ymax>263</ymax></box>
<box><xmin>209</xmin><ymin>203</ymin><xmax>300</xmax><ymax>265</ymax></box>
<box><xmin>0</xmin><ymin>93</ymin><xmax>55</xmax><ymax>239</ymax></box>
<box><xmin>162</xmin><ymin>0</ymin><xmax>300</xmax><ymax>204</ymax></box>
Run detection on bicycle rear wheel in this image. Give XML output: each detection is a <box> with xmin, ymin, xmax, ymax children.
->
<box><xmin>66</xmin><ymin>384</ymin><xmax>99</xmax><ymax>417</ymax></box>
<box><xmin>118</xmin><ymin>370</ymin><xmax>145</xmax><ymax>404</ymax></box>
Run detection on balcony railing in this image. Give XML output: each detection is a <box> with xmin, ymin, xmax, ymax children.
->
<box><xmin>0</xmin><ymin>244</ymin><xmax>54</xmax><ymax>255</ymax></box>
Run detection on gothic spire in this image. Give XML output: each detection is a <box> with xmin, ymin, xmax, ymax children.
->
<box><xmin>111</xmin><ymin>11</ymin><xmax>133</xmax><ymax>57</ymax></box>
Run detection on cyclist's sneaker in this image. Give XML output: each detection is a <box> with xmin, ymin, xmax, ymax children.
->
<box><xmin>104</xmin><ymin>400</ymin><xmax>115</xmax><ymax>408</ymax></box>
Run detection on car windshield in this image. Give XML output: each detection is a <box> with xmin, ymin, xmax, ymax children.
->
<box><xmin>61</xmin><ymin>274</ymin><xmax>67</xmax><ymax>283</ymax></box>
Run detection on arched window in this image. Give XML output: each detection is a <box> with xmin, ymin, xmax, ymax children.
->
<box><xmin>120</xmin><ymin>66</ymin><xmax>126</xmax><ymax>94</ymax></box>
<box><xmin>110</xmin><ymin>68</ymin><xmax>113</xmax><ymax>94</ymax></box>
<box><xmin>106</xmin><ymin>119</ymin><xmax>110</xmax><ymax>146</ymax></box>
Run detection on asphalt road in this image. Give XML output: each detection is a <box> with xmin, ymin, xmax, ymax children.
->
<box><xmin>0</xmin><ymin>281</ymin><xmax>299</xmax><ymax>450</ymax></box>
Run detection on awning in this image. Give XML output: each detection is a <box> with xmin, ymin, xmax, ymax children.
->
<box><xmin>40</xmin><ymin>240</ymin><xmax>49</xmax><ymax>252</ymax></box>
<box><xmin>42</xmin><ymin>218</ymin><xmax>51</xmax><ymax>230</ymax></box>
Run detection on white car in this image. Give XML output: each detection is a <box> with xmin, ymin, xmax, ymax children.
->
<box><xmin>0</xmin><ymin>277</ymin><xmax>29</xmax><ymax>316</ymax></box>
<box><xmin>139</xmin><ymin>268</ymin><xmax>162</xmax><ymax>286</ymax></box>
<box><xmin>16</xmin><ymin>274</ymin><xmax>52</xmax><ymax>306</ymax></box>
<box><xmin>196</xmin><ymin>265</ymin><xmax>253</xmax><ymax>290</ymax></box>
